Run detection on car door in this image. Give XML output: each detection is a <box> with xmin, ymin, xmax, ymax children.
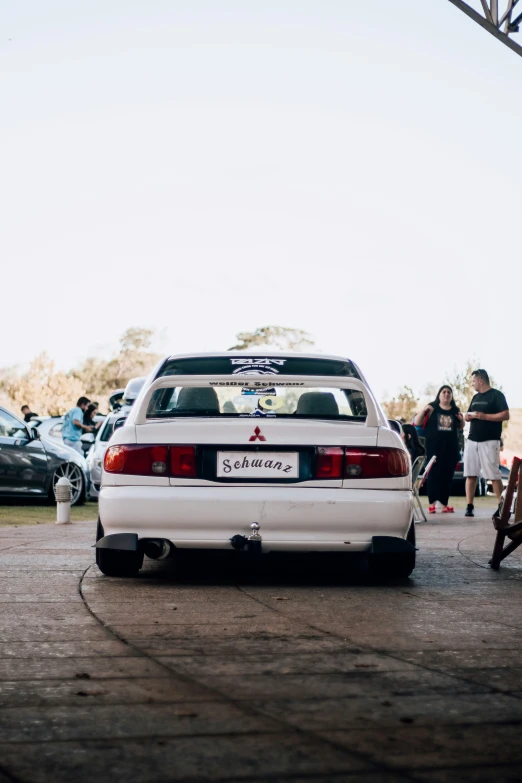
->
<box><xmin>0</xmin><ymin>409</ymin><xmax>49</xmax><ymax>495</ymax></box>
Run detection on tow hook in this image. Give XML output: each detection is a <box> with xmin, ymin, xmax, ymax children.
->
<box><xmin>247</xmin><ymin>522</ymin><xmax>262</xmax><ymax>555</ymax></box>
<box><xmin>229</xmin><ymin>522</ymin><xmax>263</xmax><ymax>555</ymax></box>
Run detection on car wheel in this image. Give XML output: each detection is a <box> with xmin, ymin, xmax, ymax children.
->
<box><xmin>51</xmin><ymin>463</ymin><xmax>85</xmax><ymax>506</ymax></box>
<box><xmin>96</xmin><ymin>547</ymin><xmax>143</xmax><ymax>577</ymax></box>
<box><xmin>369</xmin><ymin>522</ymin><xmax>416</xmax><ymax>579</ymax></box>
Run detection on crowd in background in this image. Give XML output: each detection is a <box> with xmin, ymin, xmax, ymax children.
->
<box><xmin>21</xmin><ymin>397</ymin><xmax>103</xmax><ymax>455</ymax></box>
<box><xmin>20</xmin><ymin>369</ymin><xmax>510</xmax><ymax>517</ymax></box>
<box><xmin>395</xmin><ymin>369</ymin><xmax>508</xmax><ymax>518</ymax></box>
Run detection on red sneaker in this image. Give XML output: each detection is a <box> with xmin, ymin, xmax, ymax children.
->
<box><xmin>428</xmin><ymin>505</ymin><xmax>436</xmax><ymax>514</ymax></box>
<box><xmin>442</xmin><ymin>506</ymin><xmax>454</xmax><ymax>513</ymax></box>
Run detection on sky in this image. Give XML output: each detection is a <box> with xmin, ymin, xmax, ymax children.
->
<box><xmin>2</xmin><ymin>1</ymin><xmax>521</xmax><ymax>405</ymax></box>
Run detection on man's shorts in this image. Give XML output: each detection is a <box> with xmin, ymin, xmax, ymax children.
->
<box><xmin>63</xmin><ymin>439</ymin><xmax>83</xmax><ymax>455</ymax></box>
<box><xmin>463</xmin><ymin>439</ymin><xmax>502</xmax><ymax>481</ymax></box>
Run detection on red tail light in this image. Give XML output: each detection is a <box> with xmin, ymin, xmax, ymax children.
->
<box><xmin>170</xmin><ymin>446</ymin><xmax>197</xmax><ymax>477</ymax></box>
<box><xmin>316</xmin><ymin>447</ymin><xmax>344</xmax><ymax>478</ymax></box>
<box><xmin>104</xmin><ymin>444</ymin><xmax>409</xmax><ymax>480</ymax></box>
<box><xmin>104</xmin><ymin>445</ymin><xmax>176</xmax><ymax>476</ymax></box>
<box><xmin>313</xmin><ymin>446</ymin><xmax>409</xmax><ymax>479</ymax></box>
<box><xmin>104</xmin><ymin>445</ymin><xmax>127</xmax><ymax>473</ymax></box>
<box><xmin>345</xmin><ymin>447</ymin><xmax>409</xmax><ymax>479</ymax></box>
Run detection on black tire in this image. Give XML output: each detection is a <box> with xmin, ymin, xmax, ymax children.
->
<box><xmin>96</xmin><ymin>547</ymin><xmax>143</xmax><ymax>577</ymax></box>
<box><xmin>370</xmin><ymin>523</ymin><xmax>416</xmax><ymax>579</ymax></box>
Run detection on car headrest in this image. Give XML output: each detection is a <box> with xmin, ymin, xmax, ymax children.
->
<box><xmin>176</xmin><ymin>387</ymin><xmax>220</xmax><ymax>414</ymax></box>
<box><xmin>295</xmin><ymin>392</ymin><xmax>339</xmax><ymax>416</ymax></box>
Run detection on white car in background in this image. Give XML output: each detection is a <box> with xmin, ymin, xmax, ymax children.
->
<box><xmin>86</xmin><ymin>413</ymin><xmax>122</xmax><ymax>499</ymax></box>
<box><xmin>85</xmin><ymin>377</ymin><xmax>146</xmax><ymax>500</ymax></box>
<box><xmin>28</xmin><ymin>416</ymin><xmax>66</xmax><ymax>442</ymax></box>
<box><xmin>96</xmin><ymin>353</ymin><xmax>414</xmax><ymax>578</ymax></box>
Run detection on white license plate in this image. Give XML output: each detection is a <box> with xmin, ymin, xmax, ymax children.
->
<box><xmin>217</xmin><ymin>451</ymin><xmax>299</xmax><ymax>479</ymax></box>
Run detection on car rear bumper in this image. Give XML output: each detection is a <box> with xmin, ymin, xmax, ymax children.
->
<box><xmin>99</xmin><ymin>486</ymin><xmax>413</xmax><ymax>552</ymax></box>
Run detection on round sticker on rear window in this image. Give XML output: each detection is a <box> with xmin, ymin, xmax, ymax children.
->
<box><xmin>258</xmin><ymin>396</ymin><xmax>283</xmax><ymax>411</ymax></box>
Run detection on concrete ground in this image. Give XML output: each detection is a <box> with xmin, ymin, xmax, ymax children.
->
<box><xmin>1</xmin><ymin>506</ymin><xmax>522</xmax><ymax>783</ymax></box>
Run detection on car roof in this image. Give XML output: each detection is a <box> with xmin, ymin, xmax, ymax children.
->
<box><xmin>106</xmin><ymin>406</ymin><xmax>132</xmax><ymax>422</ymax></box>
<box><xmin>123</xmin><ymin>376</ymin><xmax>146</xmax><ymax>402</ymax></box>
<box><xmin>153</xmin><ymin>351</ymin><xmax>365</xmax><ymax>385</ymax></box>
<box><xmin>164</xmin><ymin>351</ymin><xmax>352</xmax><ymax>362</ymax></box>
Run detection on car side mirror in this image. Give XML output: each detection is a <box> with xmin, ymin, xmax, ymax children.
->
<box><xmin>113</xmin><ymin>417</ymin><xmax>126</xmax><ymax>431</ymax></box>
<box><xmin>81</xmin><ymin>433</ymin><xmax>95</xmax><ymax>444</ymax></box>
<box><xmin>388</xmin><ymin>419</ymin><xmax>403</xmax><ymax>435</ymax></box>
<box><xmin>29</xmin><ymin>427</ymin><xmax>40</xmax><ymax>440</ymax></box>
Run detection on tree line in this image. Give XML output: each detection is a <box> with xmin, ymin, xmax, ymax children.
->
<box><xmin>0</xmin><ymin>325</ymin><xmax>488</xmax><ymax>421</ymax></box>
<box><xmin>380</xmin><ymin>361</ymin><xmax>493</xmax><ymax>423</ymax></box>
<box><xmin>0</xmin><ymin>328</ymin><xmax>161</xmax><ymax>416</ymax></box>
<box><xmin>0</xmin><ymin>326</ymin><xmax>313</xmax><ymax>416</ymax></box>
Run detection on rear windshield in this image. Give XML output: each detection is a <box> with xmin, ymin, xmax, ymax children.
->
<box><xmin>147</xmin><ymin>385</ymin><xmax>367</xmax><ymax>420</ymax></box>
<box><xmin>156</xmin><ymin>356</ymin><xmax>360</xmax><ymax>379</ymax></box>
<box><xmin>99</xmin><ymin>419</ymin><xmax>117</xmax><ymax>441</ymax></box>
<box><xmin>100</xmin><ymin>409</ymin><xmax>131</xmax><ymax>441</ymax></box>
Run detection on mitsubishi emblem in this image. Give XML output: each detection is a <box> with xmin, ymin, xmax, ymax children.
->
<box><xmin>249</xmin><ymin>426</ymin><xmax>266</xmax><ymax>442</ymax></box>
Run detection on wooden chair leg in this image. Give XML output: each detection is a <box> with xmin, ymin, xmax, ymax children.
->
<box><xmin>490</xmin><ymin>530</ymin><xmax>506</xmax><ymax>570</ymax></box>
<box><xmin>497</xmin><ymin>536</ymin><xmax>522</xmax><ymax>564</ymax></box>
<box><xmin>490</xmin><ymin>458</ymin><xmax>522</xmax><ymax>569</ymax></box>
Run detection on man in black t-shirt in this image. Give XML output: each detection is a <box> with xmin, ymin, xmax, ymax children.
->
<box><xmin>463</xmin><ymin>369</ymin><xmax>509</xmax><ymax>517</ymax></box>
<box><xmin>21</xmin><ymin>405</ymin><xmax>38</xmax><ymax>423</ymax></box>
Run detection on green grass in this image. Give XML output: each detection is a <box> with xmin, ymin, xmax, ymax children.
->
<box><xmin>0</xmin><ymin>502</ymin><xmax>98</xmax><ymax>527</ymax></box>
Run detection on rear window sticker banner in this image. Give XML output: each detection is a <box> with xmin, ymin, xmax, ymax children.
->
<box><xmin>231</xmin><ymin>358</ymin><xmax>286</xmax><ymax>375</ymax></box>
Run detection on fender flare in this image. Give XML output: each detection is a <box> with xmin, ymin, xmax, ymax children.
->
<box><xmin>371</xmin><ymin>535</ymin><xmax>416</xmax><ymax>556</ymax></box>
<box><xmin>95</xmin><ymin>533</ymin><xmax>139</xmax><ymax>552</ymax></box>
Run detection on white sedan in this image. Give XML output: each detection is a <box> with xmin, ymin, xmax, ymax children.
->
<box><xmin>96</xmin><ymin>353</ymin><xmax>414</xmax><ymax>578</ymax></box>
<box><xmin>85</xmin><ymin>415</ymin><xmax>118</xmax><ymax>500</ymax></box>
<box><xmin>85</xmin><ymin>377</ymin><xmax>147</xmax><ymax>499</ymax></box>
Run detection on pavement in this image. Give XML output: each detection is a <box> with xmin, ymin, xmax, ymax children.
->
<box><xmin>1</xmin><ymin>507</ymin><xmax>522</xmax><ymax>783</ymax></box>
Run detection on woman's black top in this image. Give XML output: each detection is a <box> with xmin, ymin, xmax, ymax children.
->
<box><xmin>83</xmin><ymin>407</ymin><xmax>100</xmax><ymax>429</ymax></box>
<box><xmin>423</xmin><ymin>404</ymin><xmax>460</xmax><ymax>458</ymax></box>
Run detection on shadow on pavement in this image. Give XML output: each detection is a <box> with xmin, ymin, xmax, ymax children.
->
<box><xmin>136</xmin><ymin>551</ymin><xmax>412</xmax><ymax>587</ymax></box>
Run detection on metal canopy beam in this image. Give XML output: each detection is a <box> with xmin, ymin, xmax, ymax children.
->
<box><xmin>448</xmin><ymin>0</ymin><xmax>522</xmax><ymax>57</ymax></box>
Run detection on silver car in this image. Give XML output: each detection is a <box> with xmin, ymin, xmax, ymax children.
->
<box><xmin>29</xmin><ymin>414</ymin><xmax>105</xmax><ymax>457</ymax></box>
<box><xmin>27</xmin><ymin>416</ymin><xmax>65</xmax><ymax>442</ymax></box>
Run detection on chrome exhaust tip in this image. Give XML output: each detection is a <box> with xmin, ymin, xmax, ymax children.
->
<box><xmin>143</xmin><ymin>539</ymin><xmax>172</xmax><ymax>560</ymax></box>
